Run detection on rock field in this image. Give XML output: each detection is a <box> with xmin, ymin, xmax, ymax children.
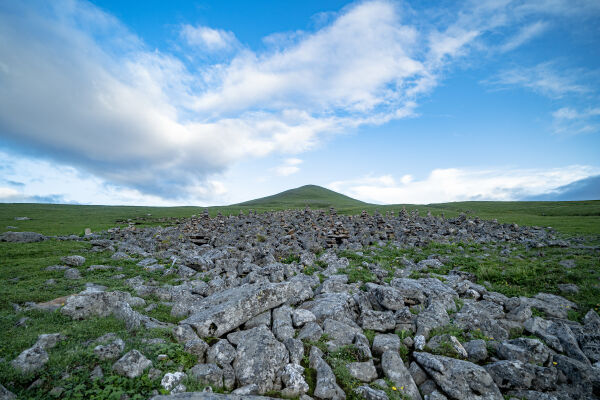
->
<box><xmin>2</xmin><ymin>208</ymin><xmax>599</xmax><ymax>399</ymax></box>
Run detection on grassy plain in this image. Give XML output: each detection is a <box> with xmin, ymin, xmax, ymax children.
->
<box><xmin>1</xmin><ymin>185</ymin><xmax>599</xmax><ymax>236</ymax></box>
<box><xmin>0</xmin><ymin>185</ymin><xmax>598</xmax><ymax>398</ymax></box>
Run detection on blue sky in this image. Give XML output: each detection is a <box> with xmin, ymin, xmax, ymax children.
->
<box><xmin>0</xmin><ymin>0</ymin><xmax>599</xmax><ymax>205</ymax></box>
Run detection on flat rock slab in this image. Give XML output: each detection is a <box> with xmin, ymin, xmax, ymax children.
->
<box><xmin>414</xmin><ymin>352</ymin><xmax>503</xmax><ymax>400</ymax></box>
<box><xmin>180</xmin><ymin>282</ymin><xmax>293</xmax><ymax>337</ymax></box>
<box><xmin>0</xmin><ymin>231</ymin><xmax>45</xmax><ymax>243</ymax></box>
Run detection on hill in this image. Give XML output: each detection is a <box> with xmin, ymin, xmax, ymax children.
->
<box><xmin>234</xmin><ymin>184</ymin><xmax>368</xmax><ymax>208</ymax></box>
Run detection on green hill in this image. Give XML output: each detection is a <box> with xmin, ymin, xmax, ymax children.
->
<box><xmin>234</xmin><ymin>184</ymin><xmax>368</xmax><ymax>208</ymax></box>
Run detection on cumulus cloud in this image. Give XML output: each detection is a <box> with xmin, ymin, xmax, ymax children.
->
<box><xmin>180</xmin><ymin>25</ymin><xmax>238</xmax><ymax>51</ymax></box>
<box><xmin>273</xmin><ymin>158</ymin><xmax>303</xmax><ymax>176</ymax></box>
<box><xmin>329</xmin><ymin>166</ymin><xmax>600</xmax><ymax>204</ymax></box>
<box><xmin>0</xmin><ymin>0</ymin><xmax>447</xmax><ymax>200</ymax></box>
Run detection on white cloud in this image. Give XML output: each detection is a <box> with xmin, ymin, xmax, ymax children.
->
<box><xmin>274</xmin><ymin>158</ymin><xmax>303</xmax><ymax>176</ymax></box>
<box><xmin>499</xmin><ymin>21</ymin><xmax>549</xmax><ymax>52</ymax></box>
<box><xmin>552</xmin><ymin>107</ymin><xmax>600</xmax><ymax>135</ymax></box>
<box><xmin>486</xmin><ymin>62</ymin><xmax>591</xmax><ymax>98</ymax></box>
<box><xmin>180</xmin><ymin>25</ymin><xmax>238</xmax><ymax>51</ymax></box>
<box><xmin>329</xmin><ymin>166</ymin><xmax>600</xmax><ymax>204</ymax></box>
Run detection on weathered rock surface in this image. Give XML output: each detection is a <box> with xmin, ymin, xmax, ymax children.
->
<box><xmin>414</xmin><ymin>352</ymin><xmax>503</xmax><ymax>400</ymax></box>
<box><xmin>112</xmin><ymin>350</ymin><xmax>152</xmax><ymax>378</ymax></box>
<box><xmin>180</xmin><ymin>282</ymin><xmax>294</xmax><ymax>337</ymax></box>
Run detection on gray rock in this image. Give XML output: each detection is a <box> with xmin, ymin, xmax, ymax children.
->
<box><xmin>0</xmin><ymin>231</ymin><xmax>45</xmax><ymax>243</ymax></box>
<box><xmin>414</xmin><ymin>335</ymin><xmax>426</xmax><ymax>351</ymax></box>
<box><xmin>34</xmin><ymin>333</ymin><xmax>65</xmax><ymax>350</ymax></box>
<box><xmin>244</xmin><ymin>310</ymin><xmax>272</xmax><ymax>329</ymax></box>
<box><xmin>354</xmin><ymin>386</ymin><xmax>389</xmax><ymax>400</ymax></box>
<box><xmin>61</xmin><ymin>255</ymin><xmax>86</xmax><ymax>267</ymax></box>
<box><xmin>557</xmin><ymin>283</ymin><xmax>579</xmax><ymax>295</ymax></box>
<box><xmin>232</xmin><ymin>384</ymin><xmax>260</xmax><ymax>395</ymax></box>
<box><xmin>232</xmin><ymin>326</ymin><xmax>289</xmax><ymax>393</ymax></box>
<box><xmin>61</xmin><ymin>290</ymin><xmax>145</xmax><ymax>320</ymax></box>
<box><xmin>425</xmin><ymin>391</ymin><xmax>448</xmax><ymax>400</ymax></box>
<box><xmin>149</xmin><ymin>393</ymin><xmax>279</xmax><ymax>400</ymax></box>
<box><xmin>112</xmin><ymin>350</ymin><xmax>152</xmax><ymax>378</ymax></box>
<box><xmin>416</xmin><ymin>302</ymin><xmax>450</xmax><ymax>339</ymax></box>
<box><xmin>359</xmin><ymin>310</ymin><xmax>396</xmax><ymax>332</ymax></box>
<box><xmin>173</xmin><ymin>325</ymin><xmax>199</xmax><ymax>343</ymax></box>
<box><xmin>185</xmin><ymin>339</ymin><xmax>210</xmax><ymax>363</ymax></box>
<box><xmin>272</xmin><ymin>305</ymin><xmax>295</xmax><ymax>342</ymax></box>
<box><xmin>413</xmin><ymin>352</ymin><xmax>503</xmax><ymax>400</ymax></box>
<box><xmin>94</xmin><ymin>338</ymin><xmax>125</xmax><ymax>360</ymax></box>
<box><xmin>300</xmin><ymin>292</ymin><xmax>357</xmax><ymax>323</ymax></box>
<box><xmin>497</xmin><ymin>338</ymin><xmax>553</xmax><ymax>365</ymax></box>
<box><xmin>64</xmin><ymin>268</ymin><xmax>82</xmax><ymax>279</ymax></box>
<box><xmin>161</xmin><ymin>372</ymin><xmax>187</xmax><ymax>392</ymax></box>
<box><xmin>522</xmin><ymin>293</ymin><xmax>577</xmax><ymax>320</ymax></box>
<box><xmin>188</xmin><ymin>363</ymin><xmax>223</xmax><ymax>387</ymax></box>
<box><xmin>505</xmin><ymin>390</ymin><xmax>558</xmax><ymax>400</ymax></box>
<box><xmin>580</xmin><ymin>310</ymin><xmax>600</xmax><ymax>363</ymax></box>
<box><xmin>464</xmin><ymin>340</ymin><xmax>488</xmax><ymax>363</ymax></box>
<box><xmin>11</xmin><ymin>345</ymin><xmax>48</xmax><ymax>374</ymax></box>
<box><xmin>381</xmin><ymin>351</ymin><xmax>422</xmax><ymax>400</ymax></box>
<box><xmin>323</xmin><ymin>318</ymin><xmax>362</xmax><ymax>348</ymax></box>
<box><xmin>90</xmin><ymin>365</ymin><xmax>104</xmax><ymax>380</ymax></box>
<box><xmin>409</xmin><ymin>361</ymin><xmax>427</xmax><ymax>385</ymax></box>
<box><xmin>284</xmin><ymin>338</ymin><xmax>305</xmax><ymax>365</ymax></box>
<box><xmin>485</xmin><ymin>360</ymin><xmax>557</xmax><ymax>391</ymax></box>
<box><xmin>181</xmin><ymin>282</ymin><xmax>294</xmax><ymax>337</ymax></box>
<box><xmin>297</xmin><ymin>322</ymin><xmax>324</xmax><ymax>342</ymax></box>
<box><xmin>292</xmin><ymin>309</ymin><xmax>317</xmax><ymax>327</ymax></box>
<box><xmin>368</xmin><ymin>284</ymin><xmax>406</xmax><ymax>311</ymax></box>
<box><xmin>347</xmin><ymin>361</ymin><xmax>378</xmax><ymax>382</ymax></box>
<box><xmin>372</xmin><ymin>334</ymin><xmax>400</xmax><ymax>357</ymax></box>
<box><xmin>111</xmin><ymin>251</ymin><xmax>132</xmax><ymax>260</ymax></box>
<box><xmin>427</xmin><ymin>334</ymin><xmax>468</xmax><ymax>359</ymax></box>
<box><xmin>281</xmin><ymin>363</ymin><xmax>309</xmax><ymax>397</ymax></box>
<box><xmin>390</xmin><ymin>278</ymin><xmax>427</xmax><ymax>305</ymax></box>
<box><xmin>309</xmin><ymin>348</ymin><xmax>346</xmax><ymax>400</ymax></box>
<box><xmin>206</xmin><ymin>340</ymin><xmax>236</xmax><ymax>368</ymax></box>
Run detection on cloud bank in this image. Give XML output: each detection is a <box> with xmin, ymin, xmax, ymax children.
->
<box><xmin>329</xmin><ymin>166</ymin><xmax>600</xmax><ymax>204</ymax></box>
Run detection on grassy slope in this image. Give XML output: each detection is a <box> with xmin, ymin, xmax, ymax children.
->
<box><xmin>235</xmin><ymin>184</ymin><xmax>367</xmax><ymax>208</ymax></box>
<box><xmin>0</xmin><ymin>186</ymin><xmax>599</xmax><ymax>236</ymax></box>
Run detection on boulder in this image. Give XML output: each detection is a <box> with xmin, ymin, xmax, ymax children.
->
<box><xmin>381</xmin><ymin>351</ymin><xmax>422</xmax><ymax>400</ymax></box>
<box><xmin>232</xmin><ymin>326</ymin><xmax>289</xmax><ymax>393</ymax></box>
<box><xmin>180</xmin><ymin>282</ymin><xmax>294</xmax><ymax>337</ymax></box>
<box><xmin>413</xmin><ymin>352</ymin><xmax>503</xmax><ymax>400</ymax></box>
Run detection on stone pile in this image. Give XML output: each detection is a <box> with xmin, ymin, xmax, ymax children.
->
<box><xmin>3</xmin><ymin>208</ymin><xmax>597</xmax><ymax>400</ymax></box>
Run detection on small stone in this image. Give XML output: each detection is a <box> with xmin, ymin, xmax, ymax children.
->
<box><xmin>292</xmin><ymin>309</ymin><xmax>317</xmax><ymax>328</ymax></box>
<box><xmin>61</xmin><ymin>255</ymin><xmax>86</xmax><ymax>267</ymax></box>
<box><xmin>372</xmin><ymin>334</ymin><xmax>401</xmax><ymax>356</ymax></box>
<box><xmin>90</xmin><ymin>365</ymin><xmax>104</xmax><ymax>380</ymax></box>
<box><xmin>49</xmin><ymin>387</ymin><xmax>64</xmax><ymax>397</ymax></box>
<box><xmin>160</xmin><ymin>372</ymin><xmax>187</xmax><ymax>392</ymax></box>
<box><xmin>112</xmin><ymin>350</ymin><xmax>152</xmax><ymax>378</ymax></box>
<box><xmin>64</xmin><ymin>268</ymin><xmax>82</xmax><ymax>280</ymax></box>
